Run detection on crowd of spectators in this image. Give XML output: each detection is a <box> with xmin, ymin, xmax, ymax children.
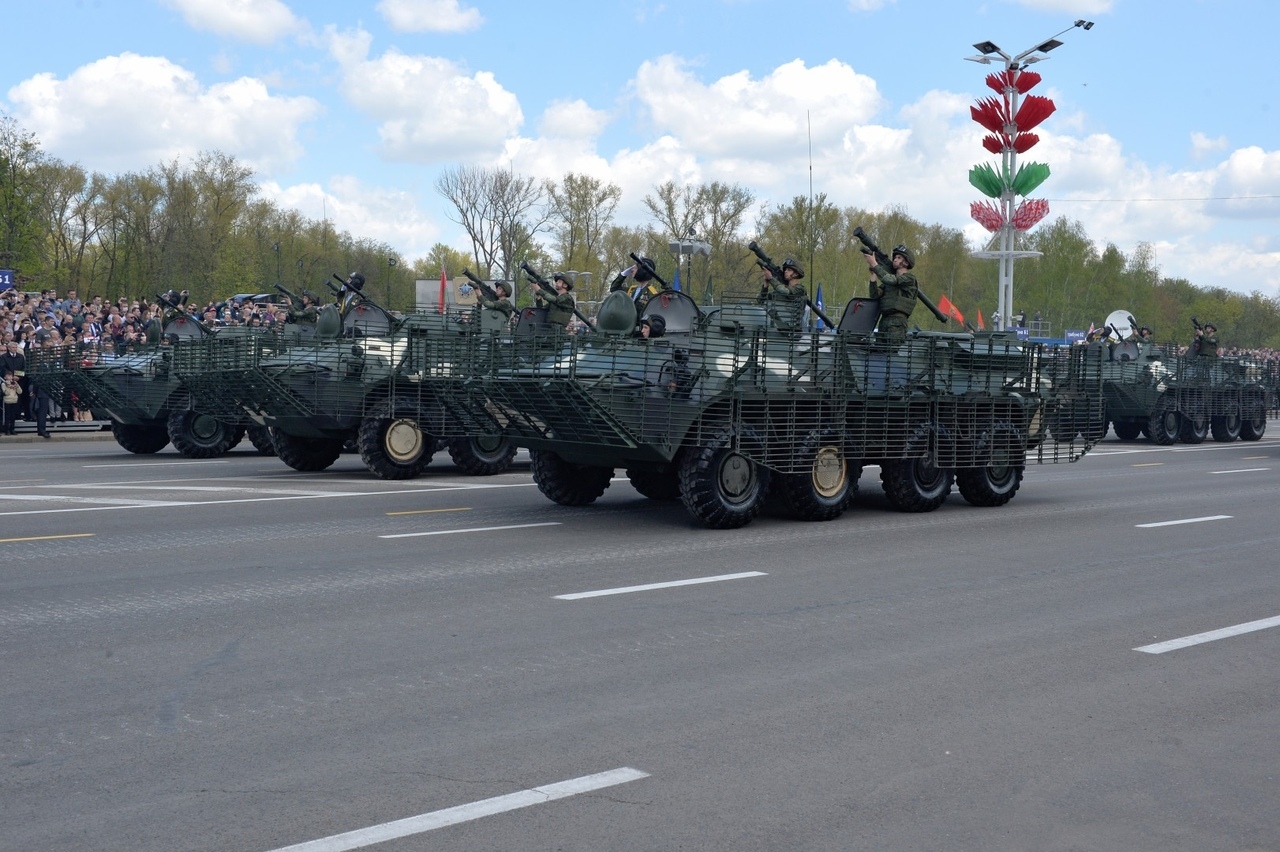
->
<box><xmin>0</xmin><ymin>287</ymin><xmax>297</xmax><ymax>428</ymax></box>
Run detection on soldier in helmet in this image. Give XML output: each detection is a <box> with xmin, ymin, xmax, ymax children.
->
<box><xmin>479</xmin><ymin>280</ymin><xmax>514</xmax><ymax>320</ymax></box>
<box><xmin>535</xmin><ymin>272</ymin><xmax>576</xmax><ymax>328</ymax></box>
<box><xmin>287</xmin><ymin>289</ymin><xmax>320</xmax><ymax>325</ymax></box>
<box><xmin>865</xmin><ymin>243</ymin><xmax>919</xmax><ymax>345</ymax></box>
<box><xmin>758</xmin><ymin>257</ymin><xmax>806</xmax><ymax>303</ymax></box>
<box><xmin>345</xmin><ymin>272</ymin><xmax>366</xmax><ymax>293</ymax></box>
<box><xmin>638</xmin><ymin>314</ymin><xmax>666</xmax><ymax>339</ymax></box>
<box><xmin>1194</xmin><ymin>321</ymin><xmax>1219</xmax><ymax>357</ymax></box>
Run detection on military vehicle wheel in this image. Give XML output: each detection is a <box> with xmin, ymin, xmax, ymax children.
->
<box><xmin>358</xmin><ymin>412</ymin><xmax>434</xmax><ymax>480</ymax></box>
<box><xmin>957</xmin><ymin>423</ymin><xmax>1025</xmax><ymax>507</ymax></box>
<box><xmin>881</xmin><ymin>428</ymin><xmax>953</xmax><ymax>513</ymax></box>
<box><xmin>530</xmin><ymin>450</ymin><xmax>612</xmax><ymax>505</ymax></box>
<box><xmin>246</xmin><ymin>424</ymin><xmax>276</xmax><ymax>455</ymax></box>
<box><xmin>1240</xmin><ymin>405</ymin><xmax>1267</xmax><ymax>441</ymax></box>
<box><xmin>449</xmin><ymin>435</ymin><xmax>516</xmax><ymax>476</ymax></box>
<box><xmin>1147</xmin><ymin>400</ymin><xmax>1181</xmax><ymax>445</ymax></box>
<box><xmin>776</xmin><ymin>431</ymin><xmax>857</xmax><ymax>521</ymax></box>
<box><xmin>1210</xmin><ymin>412</ymin><xmax>1242</xmax><ymax>442</ymax></box>
<box><xmin>111</xmin><ymin>421</ymin><xmax>170</xmax><ymax>454</ymax></box>
<box><xmin>1113</xmin><ymin>420</ymin><xmax>1142</xmax><ymax>441</ymax></box>
<box><xmin>626</xmin><ymin>464</ymin><xmax>681</xmax><ymax>500</ymax></box>
<box><xmin>1178</xmin><ymin>413</ymin><xmax>1208</xmax><ymax>444</ymax></box>
<box><xmin>273</xmin><ymin>429</ymin><xmax>343</xmax><ymax>472</ymax></box>
<box><xmin>167</xmin><ymin>410</ymin><xmax>238</xmax><ymax>458</ymax></box>
<box><xmin>678</xmin><ymin>426</ymin><xmax>771</xmax><ymax>529</ymax></box>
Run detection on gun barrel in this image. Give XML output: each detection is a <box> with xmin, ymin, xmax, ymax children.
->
<box><xmin>628</xmin><ymin>252</ymin><xmax>669</xmax><ymax>290</ymax></box>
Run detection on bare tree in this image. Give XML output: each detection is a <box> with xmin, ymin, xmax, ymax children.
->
<box><xmin>436</xmin><ymin>165</ymin><xmax>550</xmax><ymax>281</ymax></box>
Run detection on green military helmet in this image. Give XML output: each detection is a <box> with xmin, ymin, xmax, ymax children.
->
<box><xmin>892</xmin><ymin>244</ymin><xmax>915</xmax><ymax>269</ymax></box>
<box><xmin>301</xmin><ymin>289</ymin><xmax>318</xmax><ymax>302</ymax></box>
<box><xmin>493</xmin><ymin>280</ymin><xmax>511</xmax><ymax>297</ymax></box>
<box><xmin>781</xmin><ymin>258</ymin><xmax>805</xmax><ymax>279</ymax></box>
<box><xmin>553</xmin><ymin>271</ymin><xmax>574</xmax><ymax>291</ymax></box>
<box><xmin>1203</xmin><ymin>322</ymin><xmax>1217</xmax><ymax>332</ymax></box>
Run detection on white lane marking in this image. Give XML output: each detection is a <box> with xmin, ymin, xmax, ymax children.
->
<box><xmin>0</xmin><ymin>492</ymin><xmax>194</xmax><ymax>507</ymax></box>
<box><xmin>265</xmin><ymin>767</ymin><xmax>649</xmax><ymax>852</ymax></box>
<box><xmin>82</xmin><ymin>460</ymin><xmax>230</xmax><ymax>468</ymax></box>
<box><xmin>1135</xmin><ymin>515</ymin><xmax>1232</xmax><ymax>528</ymax></box>
<box><xmin>1211</xmin><ymin>468</ymin><xmax>1270</xmax><ymax>474</ymax></box>
<box><xmin>556</xmin><ymin>571</ymin><xmax>768</xmax><ymax>600</ymax></box>
<box><xmin>0</xmin><ymin>482</ymin><xmax>539</xmax><ymax>518</ymax></box>
<box><xmin>59</xmin><ymin>484</ymin><xmax>360</xmax><ymax>496</ymax></box>
<box><xmin>1135</xmin><ymin>615</ymin><xmax>1280</xmax><ymax>654</ymax></box>
<box><xmin>379</xmin><ymin>522</ymin><xmax>560</xmax><ymax>539</ymax></box>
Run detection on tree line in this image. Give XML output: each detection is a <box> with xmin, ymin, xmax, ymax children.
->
<box><xmin>4</xmin><ymin>113</ymin><xmax>1278</xmax><ymax>347</ymax></box>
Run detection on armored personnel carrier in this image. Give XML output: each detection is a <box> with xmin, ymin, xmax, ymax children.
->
<box><xmin>27</xmin><ymin>299</ymin><xmax>273</xmax><ymax>457</ymax></box>
<box><xmin>1094</xmin><ymin>311</ymin><xmax>1273</xmax><ymax>444</ymax></box>
<box><xmin>456</xmin><ymin>250</ymin><xmax>1101</xmax><ymax>529</ymax></box>
<box><xmin>171</xmin><ymin>277</ymin><xmax>516</xmax><ymax>479</ymax></box>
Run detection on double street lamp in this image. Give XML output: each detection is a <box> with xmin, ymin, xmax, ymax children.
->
<box><xmin>668</xmin><ymin>231</ymin><xmax>711</xmax><ymax>291</ymax></box>
<box><xmin>965</xmin><ymin>20</ymin><xmax>1093</xmax><ymax>332</ymax></box>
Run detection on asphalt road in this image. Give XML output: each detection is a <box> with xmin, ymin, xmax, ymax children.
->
<box><xmin>2</xmin><ymin>429</ymin><xmax>1278</xmax><ymax>851</ymax></box>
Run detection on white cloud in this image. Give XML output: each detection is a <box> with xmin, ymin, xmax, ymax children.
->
<box><xmin>158</xmin><ymin>0</ymin><xmax>304</xmax><ymax>44</ymax></box>
<box><xmin>1010</xmin><ymin>0</ymin><xmax>1112</xmax><ymax>13</ymax></box>
<box><xmin>634</xmin><ymin>57</ymin><xmax>883</xmax><ymax>159</ymax></box>
<box><xmin>261</xmin><ymin>176</ymin><xmax>443</xmax><ymax>260</ymax></box>
<box><xmin>1191</xmin><ymin>131</ymin><xmax>1228</xmax><ymax>159</ymax></box>
<box><xmin>324</xmin><ymin>27</ymin><xmax>523</xmax><ymax>162</ymax></box>
<box><xmin>377</xmin><ymin>0</ymin><xmax>484</xmax><ymax>33</ymax></box>
<box><xmin>6</xmin><ymin>53</ymin><xmax>321</xmax><ymax>174</ymax></box>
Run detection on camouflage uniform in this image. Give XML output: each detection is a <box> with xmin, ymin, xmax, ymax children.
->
<box><xmin>1195</xmin><ymin>327</ymin><xmax>1219</xmax><ymax>358</ymax></box>
<box><xmin>538</xmin><ymin>290</ymin><xmax>576</xmax><ymax>328</ymax></box>
<box><xmin>288</xmin><ymin>292</ymin><xmax>320</xmax><ymax>326</ymax></box>
<box><xmin>480</xmin><ymin>294</ymin><xmax>514</xmax><ymax>320</ymax></box>
<box><xmin>869</xmin><ymin>264</ymin><xmax>918</xmax><ymax>345</ymax></box>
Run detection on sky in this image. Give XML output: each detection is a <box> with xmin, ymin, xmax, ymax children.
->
<box><xmin>3</xmin><ymin>0</ymin><xmax>1278</xmax><ymax>302</ymax></box>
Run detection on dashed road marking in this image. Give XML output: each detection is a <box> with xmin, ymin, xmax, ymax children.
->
<box><xmin>1135</xmin><ymin>615</ymin><xmax>1280</xmax><ymax>654</ymax></box>
<box><xmin>265</xmin><ymin>767</ymin><xmax>649</xmax><ymax>852</ymax></box>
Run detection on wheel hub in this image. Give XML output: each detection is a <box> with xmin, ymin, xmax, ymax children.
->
<box><xmin>717</xmin><ymin>452</ymin><xmax>756</xmax><ymax>504</ymax></box>
<box><xmin>191</xmin><ymin>414</ymin><xmax>221</xmax><ymax>441</ymax></box>
<box><xmin>384</xmin><ymin>418</ymin><xmax>424</xmax><ymax>462</ymax></box>
<box><xmin>811</xmin><ymin>445</ymin><xmax>847</xmax><ymax>498</ymax></box>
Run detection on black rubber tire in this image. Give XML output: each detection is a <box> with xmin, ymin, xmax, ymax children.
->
<box><xmin>448</xmin><ymin>435</ymin><xmax>517</xmax><ymax>476</ymax></box>
<box><xmin>272</xmin><ymin>429</ymin><xmax>343</xmax><ymax>472</ymax></box>
<box><xmin>111</xmin><ymin>421</ymin><xmax>170</xmax><ymax>454</ymax></box>
<box><xmin>775</xmin><ymin>430</ymin><xmax>857</xmax><ymax>521</ymax></box>
<box><xmin>677</xmin><ymin>426</ymin><xmax>771</xmax><ymax>529</ymax></box>
<box><xmin>530</xmin><ymin>449</ymin><xmax>613</xmax><ymax>506</ymax></box>
<box><xmin>1210</xmin><ymin>412</ymin><xmax>1242</xmax><ymax>442</ymax></box>
<box><xmin>1240</xmin><ymin>406</ymin><xmax>1267</xmax><ymax>441</ymax></box>
<box><xmin>1112</xmin><ymin>420</ymin><xmax>1143</xmax><ymax>441</ymax></box>
<box><xmin>880</xmin><ymin>427</ymin><xmax>954</xmax><ymax>513</ymax></box>
<box><xmin>1178</xmin><ymin>413</ymin><xmax>1208</xmax><ymax>444</ymax></box>
<box><xmin>1147</xmin><ymin>399</ymin><xmax>1180</xmax><ymax>445</ymax></box>
<box><xmin>358</xmin><ymin>412</ymin><xmax>434</xmax><ymax>480</ymax></box>
<box><xmin>957</xmin><ymin>422</ymin><xmax>1025</xmax><ymax>507</ymax></box>
<box><xmin>626</xmin><ymin>465</ymin><xmax>682</xmax><ymax>501</ymax></box>
<box><xmin>246</xmin><ymin>424</ymin><xmax>276</xmax><ymax>455</ymax></box>
<box><xmin>167</xmin><ymin>410</ymin><xmax>238</xmax><ymax>458</ymax></box>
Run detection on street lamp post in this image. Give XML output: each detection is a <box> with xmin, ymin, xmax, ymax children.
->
<box><xmin>966</xmin><ymin>20</ymin><xmax>1093</xmax><ymax>332</ymax></box>
<box><xmin>668</xmin><ymin>230</ymin><xmax>711</xmax><ymax>292</ymax></box>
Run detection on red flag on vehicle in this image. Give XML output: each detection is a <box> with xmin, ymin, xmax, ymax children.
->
<box><xmin>936</xmin><ymin>294</ymin><xmax>965</xmax><ymax>325</ymax></box>
<box><xmin>438</xmin><ymin>266</ymin><xmax>447</xmax><ymax>314</ymax></box>
<box><xmin>977</xmin><ymin>309</ymin><xmax>986</xmax><ymax>331</ymax></box>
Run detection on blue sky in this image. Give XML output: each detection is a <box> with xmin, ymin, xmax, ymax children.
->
<box><xmin>3</xmin><ymin>0</ymin><xmax>1278</xmax><ymax>298</ymax></box>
